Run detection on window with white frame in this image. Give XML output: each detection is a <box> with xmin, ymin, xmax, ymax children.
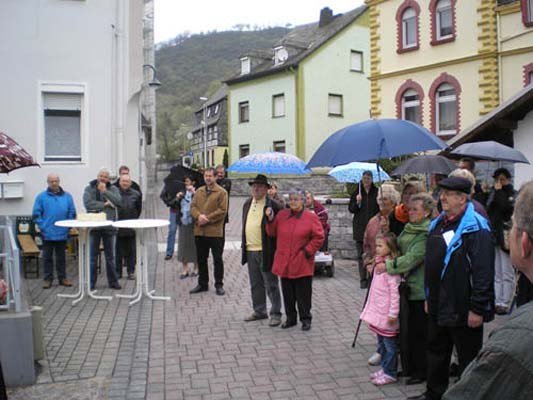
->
<box><xmin>272</xmin><ymin>94</ymin><xmax>285</xmax><ymax>118</ymax></box>
<box><xmin>402</xmin><ymin>89</ymin><xmax>420</xmax><ymax>123</ymax></box>
<box><xmin>214</xmin><ymin>104</ymin><xmax>220</xmax><ymax>115</ymax></box>
<box><xmin>436</xmin><ymin>0</ymin><xmax>453</xmax><ymax>39</ymax></box>
<box><xmin>273</xmin><ymin>140</ymin><xmax>286</xmax><ymax>153</ymax></box>
<box><xmin>528</xmin><ymin>70</ymin><xmax>533</xmax><ymax>86</ymax></box>
<box><xmin>239</xmin><ymin>101</ymin><xmax>249</xmax><ymax>123</ymax></box>
<box><xmin>528</xmin><ymin>0</ymin><xmax>533</xmax><ymax>23</ymax></box>
<box><xmin>402</xmin><ymin>7</ymin><xmax>417</xmax><ymax>48</ymax></box>
<box><xmin>350</xmin><ymin>50</ymin><xmax>363</xmax><ymax>72</ymax></box>
<box><xmin>241</xmin><ymin>57</ymin><xmax>251</xmax><ymax>75</ymax></box>
<box><xmin>328</xmin><ymin>94</ymin><xmax>343</xmax><ymax>117</ymax></box>
<box><xmin>43</xmin><ymin>92</ymin><xmax>82</xmax><ymax>162</ymax></box>
<box><xmin>274</xmin><ymin>46</ymin><xmax>288</xmax><ymax>66</ymax></box>
<box><xmin>239</xmin><ymin>144</ymin><xmax>250</xmax><ymax>158</ymax></box>
<box><xmin>435</xmin><ymin>83</ymin><xmax>457</xmax><ymax>135</ymax></box>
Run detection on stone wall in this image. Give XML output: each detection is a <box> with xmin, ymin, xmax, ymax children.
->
<box><xmin>320</xmin><ymin>198</ymin><xmax>357</xmax><ymax>260</ymax></box>
<box><xmin>229</xmin><ymin>174</ymin><xmax>347</xmax><ymax>196</ymax></box>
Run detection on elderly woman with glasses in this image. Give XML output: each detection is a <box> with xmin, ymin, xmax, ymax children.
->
<box><xmin>265</xmin><ymin>188</ymin><xmax>324</xmax><ymax>331</ymax></box>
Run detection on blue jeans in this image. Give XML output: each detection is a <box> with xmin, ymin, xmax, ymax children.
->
<box><xmin>165</xmin><ymin>210</ymin><xmax>178</xmax><ymax>257</ymax></box>
<box><xmin>377</xmin><ymin>334</ymin><xmax>398</xmax><ymax>378</ymax></box>
<box><xmin>90</xmin><ymin>229</ymin><xmax>119</xmax><ymax>288</ymax></box>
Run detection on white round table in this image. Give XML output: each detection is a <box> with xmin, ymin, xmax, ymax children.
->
<box><xmin>55</xmin><ymin>220</ymin><xmax>113</xmax><ymax>305</ymax></box>
<box><xmin>112</xmin><ymin>219</ymin><xmax>170</xmax><ymax>306</ymax></box>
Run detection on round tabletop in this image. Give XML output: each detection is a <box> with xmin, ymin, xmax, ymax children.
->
<box><xmin>112</xmin><ymin>219</ymin><xmax>170</xmax><ymax>229</ymax></box>
<box><xmin>55</xmin><ymin>220</ymin><xmax>113</xmax><ymax>229</ymax></box>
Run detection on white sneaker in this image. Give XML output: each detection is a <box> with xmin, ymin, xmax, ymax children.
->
<box><xmin>368</xmin><ymin>352</ymin><xmax>382</xmax><ymax>366</ymax></box>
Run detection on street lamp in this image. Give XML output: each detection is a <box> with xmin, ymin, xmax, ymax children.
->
<box><xmin>200</xmin><ymin>96</ymin><xmax>208</xmax><ymax>167</ymax></box>
<box><xmin>143</xmin><ymin>64</ymin><xmax>162</xmax><ymax>89</ymax></box>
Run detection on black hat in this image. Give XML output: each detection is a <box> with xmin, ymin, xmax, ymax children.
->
<box><xmin>438</xmin><ymin>176</ymin><xmax>472</xmax><ymax>194</ymax></box>
<box><xmin>248</xmin><ymin>174</ymin><xmax>270</xmax><ymax>187</ymax></box>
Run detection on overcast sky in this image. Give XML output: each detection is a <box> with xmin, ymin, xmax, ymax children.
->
<box><xmin>155</xmin><ymin>0</ymin><xmax>365</xmax><ymax>43</ymax></box>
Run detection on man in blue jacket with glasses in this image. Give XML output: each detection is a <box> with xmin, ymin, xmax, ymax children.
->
<box><xmin>33</xmin><ymin>173</ymin><xmax>77</xmax><ymax>289</ymax></box>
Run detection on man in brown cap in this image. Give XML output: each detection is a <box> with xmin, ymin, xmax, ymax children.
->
<box><xmin>241</xmin><ymin>174</ymin><xmax>282</xmax><ymax>327</ymax></box>
<box><xmin>409</xmin><ymin>177</ymin><xmax>495</xmax><ymax>400</ymax></box>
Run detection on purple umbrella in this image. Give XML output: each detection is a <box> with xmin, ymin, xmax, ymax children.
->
<box><xmin>0</xmin><ymin>132</ymin><xmax>39</xmax><ymax>173</ymax></box>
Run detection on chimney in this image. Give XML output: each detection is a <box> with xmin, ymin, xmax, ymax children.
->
<box><xmin>319</xmin><ymin>7</ymin><xmax>334</xmax><ymax>27</ymax></box>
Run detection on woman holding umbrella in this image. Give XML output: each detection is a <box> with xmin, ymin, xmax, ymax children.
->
<box><xmin>375</xmin><ymin>193</ymin><xmax>436</xmax><ymax>384</ymax></box>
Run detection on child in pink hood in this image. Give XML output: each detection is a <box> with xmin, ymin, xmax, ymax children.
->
<box><xmin>360</xmin><ymin>232</ymin><xmax>401</xmax><ymax>386</ymax></box>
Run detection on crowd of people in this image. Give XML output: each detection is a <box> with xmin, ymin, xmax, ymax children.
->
<box><xmin>30</xmin><ymin>157</ymin><xmax>533</xmax><ymax>399</ymax></box>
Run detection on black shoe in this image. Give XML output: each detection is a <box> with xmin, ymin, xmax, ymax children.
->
<box><xmin>406</xmin><ymin>377</ymin><xmax>426</xmax><ymax>385</ymax></box>
<box><xmin>164</xmin><ymin>255</ymin><xmax>172</xmax><ymax>261</ymax></box>
<box><xmin>127</xmin><ymin>273</ymin><xmax>135</xmax><ymax>280</ymax></box>
<box><xmin>109</xmin><ymin>282</ymin><xmax>122</xmax><ymax>290</ymax></box>
<box><xmin>281</xmin><ymin>320</ymin><xmax>297</xmax><ymax>329</ymax></box>
<box><xmin>360</xmin><ymin>280</ymin><xmax>368</xmax><ymax>289</ymax></box>
<box><xmin>301</xmin><ymin>321</ymin><xmax>311</xmax><ymax>331</ymax></box>
<box><xmin>216</xmin><ymin>287</ymin><xmax>225</xmax><ymax>296</ymax></box>
<box><xmin>189</xmin><ymin>285</ymin><xmax>208</xmax><ymax>294</ymax></box>
<box><xmin>407</xmin><ymin>394</ymin><xmax>429</xmax><ymax>400</ymax></box>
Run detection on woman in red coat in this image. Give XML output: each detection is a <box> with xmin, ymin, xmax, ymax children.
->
<box><xmin>265</xmin><ymin>188</ymin><xmax>324</xmax><ymax>331</ymax></box>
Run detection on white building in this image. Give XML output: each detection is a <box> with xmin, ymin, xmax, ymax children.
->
<box><xmin>0</xmin><ymin>0</ymin><xmax>156</xmax><ymax>215</ymax></box>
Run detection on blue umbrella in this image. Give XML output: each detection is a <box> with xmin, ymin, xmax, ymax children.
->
<box><xmin>306</xmin><ymin>119</ymin><xmax>448</xmax><ymax>168</ymax></box>
<box><xmin>328</xmin><ymin>161</ymin><xmax>390</xmax><ymax>183</ymax></box>
<box><xmin>228</xmin><ymin>152</ymin><xmax>310</xmax><ymax>175</ymax></box>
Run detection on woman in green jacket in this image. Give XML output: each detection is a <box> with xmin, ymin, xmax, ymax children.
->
<box><xmin>375</xmin><ymin>192</ymin><xmax>436</xmax><ymax>385</ymax></box>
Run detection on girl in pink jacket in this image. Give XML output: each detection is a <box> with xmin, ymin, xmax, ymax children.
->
<box><xmin>360</xmin><ymin>232</ymin><xmax>401</xmax><ymax>386</ymax></box>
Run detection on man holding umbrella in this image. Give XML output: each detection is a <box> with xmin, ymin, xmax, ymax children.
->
<box><xmin>349</xmin><ymin>171</ymin><xmax>379</xmax><ymax>289</ymax></box>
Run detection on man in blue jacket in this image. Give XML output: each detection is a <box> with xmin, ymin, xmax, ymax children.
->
<box><xmin>33</xmin><ymin>173</ymin><xmax>76</xmax><ymax>289</ymax></box>
<box><xmin>409</xmin><ymin>177</ymin><xmax>495</xmax><ymax>400</ymax></box>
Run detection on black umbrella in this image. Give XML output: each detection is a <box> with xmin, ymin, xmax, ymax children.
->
<box><xmin>391</xmin><ymin>155</ymin><xmax>457</xmax><ymax>177</ymax></box>
<box><xmin>450</xmin><ymin>141</ymin><xmax>530</xmax><ymax>164</ymax></box>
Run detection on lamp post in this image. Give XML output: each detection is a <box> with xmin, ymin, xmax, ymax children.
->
<box><xmin>200</xmin><ymin>96</ymin><xmax>208</xmax><ymax>167</ymax></box>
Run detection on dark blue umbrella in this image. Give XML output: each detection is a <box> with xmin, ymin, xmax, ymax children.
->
<box><xmin>306</xmin><ymin>119</ymin><xmax>448</xmax><ymax>168</ymax></box>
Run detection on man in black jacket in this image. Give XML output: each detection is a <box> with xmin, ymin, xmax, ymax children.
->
<box><xmin>113</xmin><ymin>165</ymin><xmax>142</xmax><ymax>197</ymax></box>
<box><xmin>241</xmin><ymin>174</ymin><xmax>282</xmax><ymax>327</ymax></box>
<box><xmin>409</xmin><ymin>177</ymin><xmax>495</xmax><ymax>400</ymax></box>
<box><xmin>348</xmin><ymin>171</ymin><xmax>379</xmax><ymax>289</ymax></box>
<box><xmin>160</xmin><ymin>167</ymin><xmax>185</xmax><ymax>260</ymax></box>
<box><xmin>116</xmin><ymin>175</ymin><xmax>142</xmax><ymax>280</ymax></box>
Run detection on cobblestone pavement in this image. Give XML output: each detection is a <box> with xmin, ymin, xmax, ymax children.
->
<box><xmin>7</xmin><ymin>193</ymin><xmax>504</xmax><ymax>399</ymax></box>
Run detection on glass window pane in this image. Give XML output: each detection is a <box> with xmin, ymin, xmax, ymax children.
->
<box><xmin>439</xmin><ymin>8</ymin><xmax>453</xmax><ymax>37</ymax></box>
<box><xmin>351</xmin><ymin>51</ymin><xmax>362</xmax><ymax>71</ymax></box>
<box><xmin>529</xmin><ymin>0</ymin><xmax>533</xmax><ymax>22</ymax></box>
<box><xmin>438</xmin><ymin>100</ymin><xmax>457</xmax><ymax>132</ymax></box>
<box><xmin>328</xmin><ymin>95</ymin><xmax>342</xmax><ymax>116</ymax></box>
<box><xmin>405</xmin><ymin>18</ymin><xmax>416</xmax><ymax>46</ymax></box>
<box><xmin>404</xmin><ymin>106</ymin><xmax>420</xmax><ymax>123</ymax></box>
<box><xmin>273</xmin><ymin>95</ymin><xmax>285</xmax><ymax>117</ymax></box>
<box><xmin>44</xmin><ymin>111</ymin><xmax>81</xmax><ymax>161</ymax></box>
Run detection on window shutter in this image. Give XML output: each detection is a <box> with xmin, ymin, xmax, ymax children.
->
<box><xmin>43</xmin><ymin>93</ymin><xmax>82</xmax><ymax>110</ymax></box>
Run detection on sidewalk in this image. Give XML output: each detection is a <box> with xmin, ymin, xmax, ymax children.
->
<box><xmin>7</xmin><ymin>193</ymin><xmax>505</xmax><ymax>399</ymax></box>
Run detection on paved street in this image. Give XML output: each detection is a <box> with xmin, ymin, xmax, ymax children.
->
<box><xmin>8</xmin><ymin>195</ymin><xmax>434</xmax><ymax>399</ymax></box>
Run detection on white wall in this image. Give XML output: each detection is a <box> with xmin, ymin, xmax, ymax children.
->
<box><xmin>0</xmin><ymin>0</ymin><xmax>143</xmax><ymax>215</ymax></box>
<box><xmin>513</xmin><ymin>110</ymin><xmax>533</xmax><ymax>189</ymax></box>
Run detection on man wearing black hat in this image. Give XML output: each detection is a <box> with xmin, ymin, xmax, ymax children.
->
<box><xmin>241</xmin><ymin>174</ymin><xmax>283</xmax><ymax>326</ymax></box>
<box><xmin>409</xmin><ymin>177</ymin><xmax>495</xmax><ymax>400</ymax></box>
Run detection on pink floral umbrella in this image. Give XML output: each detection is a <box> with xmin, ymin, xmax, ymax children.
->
<box><xmin>0</xmin><ymin>132</ymin><xmax>39</xmax><ymax>173</ymax></box>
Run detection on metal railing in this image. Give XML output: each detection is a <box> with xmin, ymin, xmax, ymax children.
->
<box><xmin>0</xmin><ymin>216</ymin><xmax>22</xmax><ymax>313</ymax></box>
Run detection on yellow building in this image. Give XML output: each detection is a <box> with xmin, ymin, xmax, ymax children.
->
<box><xmin>365</xmin><ymin>0</ymin><xmax>533</xmax><ymax>140</ymax></box>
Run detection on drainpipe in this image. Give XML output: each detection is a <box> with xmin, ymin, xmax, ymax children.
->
<box><xmin>113</xmin><ymin>0</ymin><xmax>127</xmax><ymax>171</ymax></box>
<box><xmin>497</xmin><ymin>11</ymin><xmax>503</xmax><ymax>104</ymax></box>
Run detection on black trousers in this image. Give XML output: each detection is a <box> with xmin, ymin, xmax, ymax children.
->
<box><xmin>42</xmin><ymin>240</ymin><xmax>67</xmax><ymax>282</ymax></box>
<box><xmin>355</xmin><ymin>240</ymin><xmax>367</xmax><ymax>283</ymax></box>
<box><xmin>405</xmin><ymin>300</ymin><xmax>427</xmax><ymax>379</ymax></box>
<box><xmin>195</xmin><ymin>236</ymin><xmax>224</xmax><ymax>289</ymax></box>
<box><xmin>426</xmin><ymin>315</ymin><xmax>483</xmax><ymax>400</ymax></box>
<box><xmin>116</xmin><ymin>235</ymin><xmax>136</xmax><ymax>275</ymax></box>
<box><xmin>281</xmin><ymin>276</ymin><xmax>312</xmax><ymax>323</ymax></box>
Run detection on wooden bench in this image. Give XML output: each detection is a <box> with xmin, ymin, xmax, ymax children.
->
<box><xmin>17</xmin><ymin>234</ymin><xmax>40</xmax><ymax>278</ymax></box>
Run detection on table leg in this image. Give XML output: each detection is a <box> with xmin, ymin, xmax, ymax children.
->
<box><xmin>58</xmin><ymin>230</ymin><xmax>85</xmax><ymax>304</ymax></box>
<box><xmin>86</xmin><ymin>228</ymin><xmax>112</xmax><ymax>301</ymax></box>
<box><xmin>117</xmin><ymin>232</ymin><xmax>143</xmax><ymax>305</ymax></box>
<box><xmin>142</xmin><ymin>229</ymin><xmax>170</xmax><ymax>302</ymax></box>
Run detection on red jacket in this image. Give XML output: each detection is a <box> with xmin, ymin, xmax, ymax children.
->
<box><xmin>266</xmin><ymin>209</ymin><xmax>325</xmax><ymax>278</ymax></box>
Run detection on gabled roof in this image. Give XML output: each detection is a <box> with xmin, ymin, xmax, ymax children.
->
<box><xmin>225</xmin><ymin>5</ymin><xmax>368</xmax><ymax>85</ymax></box>
<box><xmin>194</xmin><ymin>85</ymin><xmax>228</xmax><ymax>114</ymax></box>
<box><xmin>446</xmin><ymin>84</ymin><xmax>533</xmax><ymax>149</ymax></box>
